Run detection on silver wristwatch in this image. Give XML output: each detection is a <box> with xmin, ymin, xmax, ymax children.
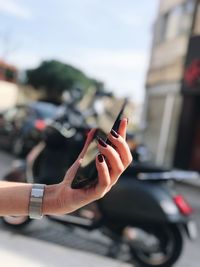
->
<box><xmin>29</xmin><ymin>184</ymin><xmax>46</xmax><ymax>219</ymax></box>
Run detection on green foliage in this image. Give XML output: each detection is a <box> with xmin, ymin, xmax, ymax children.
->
<box><xmin>5</xmin><ymin>68</ymin><xmax>15</xmax><ymax>80</ymax></box>
<box><xmin>26</xmin><ymin>60</ymin><xmax>98</xmax><ymax>95</ymax></box>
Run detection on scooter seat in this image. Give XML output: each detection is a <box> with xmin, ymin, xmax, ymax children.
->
<box><xmin>123</xmin><ymin>162</ymin><xmax>168</xmax><ymax>177</ymax></box>
<box><xmin>138</xmin><ymin>170</ymin><xmax>200</xmax><ymax>182</ymax></box>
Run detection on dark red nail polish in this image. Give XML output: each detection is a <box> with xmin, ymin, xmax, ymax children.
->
<box><xmin>97</xmin><ymin>136</ymin><xmax>107</xmax><ymax>147</ymax></box>
<box><xmin>98</xmin><ymin>154</ymin><xmax>104</xmax><ymax>163</ymax></box>
<box><xmin>106</xmin><ymin>139</ymin><xmax>112</xmax><ymax>146</ymax></box>
<box><xmin>111</xmin><ymin>129</ymin><xmax>119</xmax><ymax>138</ymax></box>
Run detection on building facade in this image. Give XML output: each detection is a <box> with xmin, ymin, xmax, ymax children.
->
<box><xmin>0</xmin><ymin>60</ymin><xmax>46</xmax><ymax>109</ymax></box>
<box><xmin>143</xmin><ymin>0</ymin><xmax>200</xmax><ymax>169</ymax></box>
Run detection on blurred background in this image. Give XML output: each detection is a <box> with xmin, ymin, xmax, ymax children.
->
<box><xmin>0</xmin><ymin>0</ymin><xmax>200</xmax><ymax>267</ymax></box>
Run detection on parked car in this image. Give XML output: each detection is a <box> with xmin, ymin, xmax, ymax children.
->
<box><xmin>0</xmin><ymin>101</ymin><xmax>58</xmax><ymax>156</ymax></box>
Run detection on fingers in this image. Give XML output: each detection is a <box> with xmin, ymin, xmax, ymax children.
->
<box><xmin>56</xmin><ymin>123</ymin><xmax>133</xmax><ymax>214</ymax></box>
<box><xmin>95</xmin><ymin>154</ymin><xmax>110</xmax><ymax>196</ymax></box>
<box><xmin>63</xmin><ymin>121</ymin><xmax>132</xmax><ymax>198</ymax></box>
<box><xmin>97</xmin><ymin>138</ymin><xmax>124</xmax><ymax>182</ymax></box>
<box><xmin>117</xmin><ymin>118</ymin><xmax>128</xmax><ymax>139</ymax></box>
<box><xmin>107</xmin><ymin>130</ymin><xmax>133</xmax><ymax>168</ymax></box>
<box><xmin>96</xmin><ymin>118</ymin><xmax>132</xmax><ymax>186</ymax></box>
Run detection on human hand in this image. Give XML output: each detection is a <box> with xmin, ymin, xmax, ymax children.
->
<box><xmin>43</xmin><ymin>118</ymin><xmax>132</xmax><ymax>215</ymax></box>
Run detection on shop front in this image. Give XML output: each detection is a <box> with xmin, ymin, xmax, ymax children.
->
<box><xmin>174</xmin><ymin>35</ymin><xmax>200</xmax><ymax>170</ymax></box>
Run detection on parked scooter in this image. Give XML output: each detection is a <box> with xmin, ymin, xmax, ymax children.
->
<box><xmin>1</xmin><ymin>107</ymin><xmax>198</xmax><ymax>267</ymax></box>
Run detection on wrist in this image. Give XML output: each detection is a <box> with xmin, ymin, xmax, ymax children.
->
<box><xmin>42</xmin><ymin>184</ymin><xmax>58</xmax><ymax>215</ymax></box>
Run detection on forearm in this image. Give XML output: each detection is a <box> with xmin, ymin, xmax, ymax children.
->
<box><xmin>0</xmin><ymin>181</ymin><xmax>32</xmax><ymax>216</ymax></box>
<box><xmin>0</xmin><ymin>181</ymin><xmax>57</xmax><ymax>216</ymax></box>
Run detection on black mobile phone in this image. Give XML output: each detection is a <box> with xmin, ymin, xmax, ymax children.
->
<box><xmin>71</xmin><ymin>99</ymin><xmax>128</xmax><ymax>189</ymax></box>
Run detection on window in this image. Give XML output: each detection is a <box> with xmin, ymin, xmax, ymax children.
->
<box><xmin>179</xmin><ymin>0</ymin><xmax>195</xmax><ymax>35</ymax></box>
<box><xmin>154</xmin><ymin>14</ymin><xmax>169</xmax><ymax>44</ymax></box>
<box><xmin>194</xmin><ymin>2</ymin><xmax>200</xmax><ymax>34</ymax></box>
<box><xmin>154</xmin><ymin>0</ymin><xmax>195</xmax><ymax>45</ymax></box>
<box><xmin>165</xmin><ymin>6</ymin><xmax>182</xmax><ymax>40</ymax></box>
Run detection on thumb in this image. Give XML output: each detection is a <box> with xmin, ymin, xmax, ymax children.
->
<box><xmin>63</xmin><ymin>128</ymin><xmax>96</xmax><ymax>185</ymax></box>
<box><xmin>63</xmin><ymin>158</ymin><xmax>83</xmax><ymax>185</ymax></box>
<box><xmin>78</xmin><ymin>128</ymin><xmax>97</xmax><ymax>159</ymax></box>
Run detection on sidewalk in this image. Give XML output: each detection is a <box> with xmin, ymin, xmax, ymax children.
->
<box><xmin>0</xmin><ymin>230</ymin><xmax>131</xmax><ymax>267</ymax></box>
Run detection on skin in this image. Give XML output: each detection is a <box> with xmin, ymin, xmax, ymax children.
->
<box><xmin>0</xmin><ymin>118</ymin><xmax>132</xmax><ymax>216</ymax></box>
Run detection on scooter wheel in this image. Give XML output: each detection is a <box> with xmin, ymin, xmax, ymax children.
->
<box><xmin>128</xmin><ymin>224</ymin><xmax>183</xmax><ymax>267</ymax></box>
<box><xmin>1</xmin><ymin>216</ymin><xmax>31</xmax><ymax>229</ymax></box>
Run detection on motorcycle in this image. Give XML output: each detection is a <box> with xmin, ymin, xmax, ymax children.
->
<box><xmin>1</xmin><ymin>104</ymin><xmax>198</xmax><ymax>267</ymax></box>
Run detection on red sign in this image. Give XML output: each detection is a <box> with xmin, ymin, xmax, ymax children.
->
<box><xmin>182</xmin><ymin>35</ymin><xmax>200</xmax><ymax>93</ymax></box>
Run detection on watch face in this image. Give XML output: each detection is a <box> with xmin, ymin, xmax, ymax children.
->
<box><xmin>32</xmin><ymin>189</ymin><xmax>44</xmax><ymax>198</ymax></box>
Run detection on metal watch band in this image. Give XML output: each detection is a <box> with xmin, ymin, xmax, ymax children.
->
<box><xmin>29</xmin><ymin>184</ymin><xmax>46</xmax><ymax>219</ymax></box>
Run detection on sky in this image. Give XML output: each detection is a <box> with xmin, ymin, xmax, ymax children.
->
<box><xmin>0</xmin><ymin>0</ymin><xmax>158</xmax><ymax>103</ymax></box>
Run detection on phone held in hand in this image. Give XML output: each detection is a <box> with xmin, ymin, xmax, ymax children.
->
<box><xmin>71</xmin><ymin>99</ymin><xmax>128</xmax><ymax>189</ymax></box>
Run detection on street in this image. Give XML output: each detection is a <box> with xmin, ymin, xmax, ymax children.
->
<box><xmin>0</xmin><ymin>230</ymin><xmax>131</xmax><ymax>267</ymax></box>
<box><xmin>0</xmin><ymin>150</ymin><xmax>200</xmax><ymax>267</ymax></box>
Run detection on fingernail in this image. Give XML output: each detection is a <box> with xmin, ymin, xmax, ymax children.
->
<box><xmin>125</xmin><ymin>117</ymin><xmax>129</xmax><ymax>124</ymax></box>
<box><xmin>97</xmin><ymin>136</ymin><xmax>107</xmax><ymax>147</ymax></box>
<box><xmin>98</xmin><ymin>154</ymin><xmax>104</xmax><ymax>163</ymax></box>
<box><xmin>111</xmin><ymin>129</ymin><xmax>119</xmax><ymax>138</ymax></box>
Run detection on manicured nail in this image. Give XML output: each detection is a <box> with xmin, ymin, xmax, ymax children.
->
<box><xmin>111</xmin><ymin>129</ymin><xmax>119</xmax><ymax>138</ymax></box>
<box><xmin>106</xmin><ymin>139</ymin><xmax>112</xmax><ymax>146</ymax></box>
<box><xmin>98</xmin><ymin>154</ymin><xmax>104</xmax><ymax>163</ymax></box>
<box><xmin>97</xmin><ymin>136</ymin><xmax>107</xmax><ymax>147</ymax></box>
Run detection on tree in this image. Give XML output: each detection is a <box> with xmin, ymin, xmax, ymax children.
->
<box><xmin>26</xmin><ymin>60</ymin><xmax>98</xmax><ymax>102</ymax></box>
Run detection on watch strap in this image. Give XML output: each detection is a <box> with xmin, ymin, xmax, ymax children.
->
<box><xmin>29</xmin><ymin>184</ymin><xmax>45</xmax><ymax>219</ymax></box>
